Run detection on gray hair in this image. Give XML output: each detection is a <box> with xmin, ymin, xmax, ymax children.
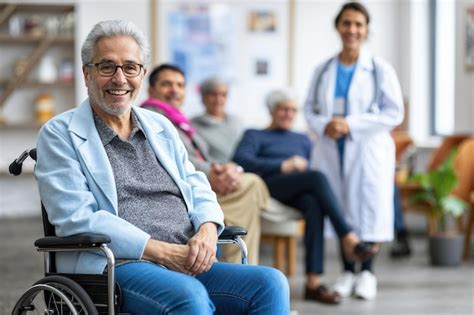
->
<box><xmin>265</xmin><ymin>88</ymin><xmax>297</xmax><ymax>112</ymax></box>
<box><xmin>81</xmin><ymin>20</ymin><xmax>150</xmax><ymax>65</ymax></box>
<box><xmin>200</xmin><ymin>76</ymin><xmax>228</xmax><ymax>96</ymax></box>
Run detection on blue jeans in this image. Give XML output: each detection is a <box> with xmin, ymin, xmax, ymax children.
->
<box><xmin>264</xmin><ymin>170</ymin><xmax>352</xmax><ymax>274</ymax></box>
<box><xmin>115</xmin><ymin>261</ymin><xmax>289</xmax><ymax>314</ymax></box>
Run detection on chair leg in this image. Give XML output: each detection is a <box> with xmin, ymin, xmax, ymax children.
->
<box><xmin>463</xmin><ymin>202</ymin><xmax>474</xmax><ymax>260</ymax></box>
<box><xmin>274</xmin><ymin>237</ymin><xmax>286</xmax><ymax>274</ymax></box>
<box><xmin>287</xmin><ymin>236</ymin><xmax>297</xmax><ymax>276</ymax></box>
<box><xmin>427</xmin><ymin>215</ymin><xmax>437</xmax><ymax>235</ymax></box>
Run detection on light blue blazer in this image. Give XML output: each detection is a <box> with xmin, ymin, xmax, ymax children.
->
<box><xmin>35</xmin><ymin>99</ymin><xmax>225</xmax><ymax>274</ymax></box>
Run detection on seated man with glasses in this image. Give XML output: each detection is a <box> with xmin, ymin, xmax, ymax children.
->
<box><xmin>35</xmin><ymin>20</ymin><xmax>289</xmax><ymax>314</ymax></box>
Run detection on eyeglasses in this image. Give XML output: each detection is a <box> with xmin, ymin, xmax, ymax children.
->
<box><xmin>86</xmin><ymin>61</ymin><xmax>144</xmax><ymax>77</ymax></box>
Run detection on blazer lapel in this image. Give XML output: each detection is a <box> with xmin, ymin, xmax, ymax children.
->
<box><xmin>133</xmin><ymin>107</ymin><xmax>181</xmax><ymax>186</ymax></box>
<box><xmin>69</xmin><ymin>100</ymin><xmax>118</xmax><ymax>212</ymax></box>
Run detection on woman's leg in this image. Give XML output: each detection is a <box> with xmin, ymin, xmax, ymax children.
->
<box><xmin>196</xmin><ymin>262</ymin><xmax>290</xmax><ymax>314</ymax></box>
<box><xmin>289</xmin><ymin>194</ymin><xmax>325</xmax><ymax>276</ymax></box>
<box><xmin>265</xmin><ymin>171</ymin><xmax>352</xmax><ymax>238</ymax></box>
<box><xmin>115</xmin><ymin>261</ymin><xmax>214</xmax><ymax>315</ymax></box>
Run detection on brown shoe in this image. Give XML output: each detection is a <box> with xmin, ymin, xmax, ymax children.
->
<box><xmin>304</xmin><ymin>285</ymin><xmax>342</xmax><ymax>304</ymax></box>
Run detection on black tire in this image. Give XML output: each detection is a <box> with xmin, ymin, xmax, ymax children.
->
<box><xmin>12</xmin><ymin>275</ymin><xmax>98</xmax><ymax>315</ymax></box>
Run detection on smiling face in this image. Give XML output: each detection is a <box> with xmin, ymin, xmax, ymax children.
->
<box><xmin>83</xmin><ymin>35</ymin><xmax>146</xmax><ymax>117</ymax></box>
<box><xmin>270</xmin><ymin>100</ymin><xmax>298</xmax><ymax>131</ymax></box>
<box><xmin>202</xmin><ymin>84</ymin><xmax>228</xmax><ymax>118</ymax></box>
<box><xmin>148</xmin><ymin>69</ymin><xmax>186</xmax><ymax>109</ymax></box>
<box><xmin>336</xmin><ymin>9</ymin><xmax>368</xmax><ymax>53</ymax></box>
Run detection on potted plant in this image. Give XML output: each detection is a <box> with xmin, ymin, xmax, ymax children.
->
<box><xmin>410</xmin><ymin>150</ymin><xmax>467</xmax><ymax>266</ymax></box>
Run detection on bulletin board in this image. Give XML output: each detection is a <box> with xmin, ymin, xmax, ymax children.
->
<box><xmin>153</xmin><ymin>0</ymin><xmax>290</xmax><ymax>127</ymax></box>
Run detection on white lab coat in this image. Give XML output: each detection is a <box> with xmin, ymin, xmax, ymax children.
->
<box><xmin>304</xmin><ymin>48</ymin><xmax>404</xmax><ymax>242</ymax></box>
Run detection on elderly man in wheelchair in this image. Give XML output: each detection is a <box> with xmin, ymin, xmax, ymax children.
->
<box><xmin>12</xmin><ymin>20</ymin><xmax>289</xmax><ymax>315</ymax></box>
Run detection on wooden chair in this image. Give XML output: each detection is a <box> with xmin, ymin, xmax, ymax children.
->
<box><xmin>260</xmin><ymin>198</ymin><xmax>304</xmax><ymax>276</ymax></box>
<box><xmin>451</xmin><ymin>138</ymin><xmax>474</xmax><ymax>260</ymax></box>
<box><xmin>463</xmin><ymin>191</ymin><xmax>474</xmax><ymax>260</ymax></box>
<box><xmin>398</xmin><ymin>134</ymin><xmax>471</xmax><ymax>235</ymax></box>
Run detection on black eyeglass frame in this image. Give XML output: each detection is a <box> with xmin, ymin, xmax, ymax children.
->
<box><xmin>85</xmin><ymin>62</ymin><xmax>144</xmax><ymax>78</ymax></box>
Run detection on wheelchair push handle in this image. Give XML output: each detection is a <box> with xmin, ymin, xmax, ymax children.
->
<box><xmin>9</xmin><ymin>148</ymin><xmax>37</xmax><ymax>176</ymax></box>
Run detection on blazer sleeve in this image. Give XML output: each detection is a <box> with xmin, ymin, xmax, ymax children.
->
<box><xmin>35</xmin><ymin>118</ymin><xmax>151</xmax><ymax>261</ymax></box>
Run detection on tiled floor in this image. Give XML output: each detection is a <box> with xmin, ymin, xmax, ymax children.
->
<box><xmin>1</xmin><ymin>216</ymin><xmax>473</xmax><ymax>314</ymax></box>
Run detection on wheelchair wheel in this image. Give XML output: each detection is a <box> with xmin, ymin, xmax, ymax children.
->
<box><xmin>12</xmin><ymin>275</ymin><xmax>98</xmax><ymax>315</ymax></box>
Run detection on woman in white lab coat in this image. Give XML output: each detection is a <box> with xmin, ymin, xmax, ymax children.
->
<box><xmin>304</xmin><ymin>2</ymin><xmax>404</xmax><ymax>301</ymax></box>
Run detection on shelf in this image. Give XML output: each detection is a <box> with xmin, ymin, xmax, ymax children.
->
<box><xmin>0</xmin><ymin>80</ymin><xmax>74</xmax><ymax>88</ymax></box>
<box><xmin>0</xmin><ymin>34</ymin><xmax>74</xmax><ymax>44</ymax></box>
<box><xmin>0</xmin><ymin>121</ymin><xmax>43</xmax><ymax>130</ymax></box>
<box><xmin>1</xmin><ymin>4</ymin><xmax>74</xmax><ymax>14</ymax></box>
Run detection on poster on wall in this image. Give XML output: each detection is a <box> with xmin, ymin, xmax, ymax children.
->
<box><xmin>466</xmin><ymin>6</ymin><xmax>474</xmax><ymax>71</ymax></box>
<box><xmin>167</xmin><ymin>3</ymin><xmax>239</xmax><ymax>113</ymax></box>
<box><xmin>247</xmin><ymin>10</ymin><xmax>277</xmax><ymax>33</ymax></box>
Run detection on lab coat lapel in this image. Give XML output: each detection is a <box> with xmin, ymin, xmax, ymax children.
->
<box><xmin>69</xmin><ymin>100</ymin><xmax>118</xmax><ymax>212</ymax></box>
<box><xmin>324</xmin><ymin>58</ymin><xmax>338</xmax><ymax>115</ymax></box>
<box><xmin>347</xmin><ymin>48</ymin><xmax>374</xmax><ymax>114</ymax></box>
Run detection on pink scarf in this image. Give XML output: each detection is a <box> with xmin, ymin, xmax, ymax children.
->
<box><xmin>141</xmin><ymin>97</ymin><xmax>196</xmax><ymax>137</ymax></box>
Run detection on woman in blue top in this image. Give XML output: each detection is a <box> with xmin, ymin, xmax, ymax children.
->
<box><xmin>233</xmin><ymin>89</ymin><xmax>376</xmax><ymax>305</ymax></box>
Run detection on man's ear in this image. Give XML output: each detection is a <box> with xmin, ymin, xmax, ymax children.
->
<box><xmin>147</xmin><ymin>85</ymin><xmax>154</xmax><ymax>98</ymax></box>
<box><xmin>82</xmin><ymin>65</ymin><xmax>91</xmax><ymax>84</ymax></box>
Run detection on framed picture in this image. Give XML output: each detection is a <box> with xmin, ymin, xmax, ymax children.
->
<box><xmin>255</xmin><ymin>59</ymin><xmax>269</xmax><ymax>76</ymax></box>
<box><xmin>247</xmin><ymin>10</ymin><xmax>276</xmax><ymax>33</ymax></box>
<box><xmin>466</xmin><ymin>6</ymin><xmax>474</xmax><ymax>71</ymax></box>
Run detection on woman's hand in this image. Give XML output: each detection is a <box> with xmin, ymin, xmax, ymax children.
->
<box><xmin>325</xmin><ymin>117</ymin><xmax>350</xmax><ymax>139</ymax></box>
<box><xmin>281</xmin><ymin>156</ymin><xmax>308</xmax><ymax>173</ymax></box>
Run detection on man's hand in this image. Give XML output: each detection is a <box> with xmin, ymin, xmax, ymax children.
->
<box><xmin>142</xmin><ymin>223</ymin><xmax>218</xmax><ymax>275</ymax></box>
<box><xmin>208</xmin><ymin>163</ymin><xmax>243</xmax><ymax>195</ymax></box>
<box><xmin>324</xmin><ymin>117</ymin><xmax>350</xmax><ymax>139</ymax></box>
<box><xmin>143</xmin><ymin>239</ymin><xmax>193</xmax><ymax>274</ymax></box>
<box><xmin>185</xmin><ymin>222</ymin><xmax>218</xmax><ymax>275</ymax></box>
<box><xmin>281</xmin><ymin>156</ymin><xmax>308</xmax><ymax>174</ymax></box>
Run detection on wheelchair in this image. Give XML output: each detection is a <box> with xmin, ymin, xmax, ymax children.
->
<box><xmin>10</xmin><ymin>148</ymin><xmax>249</xmax><ymax>315</ymax></box>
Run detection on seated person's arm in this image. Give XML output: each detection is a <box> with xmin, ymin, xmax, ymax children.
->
<box><xmin>233</xmin><ymin>130</ymin><xmax>296</xmax><ymax>177</ymax></box>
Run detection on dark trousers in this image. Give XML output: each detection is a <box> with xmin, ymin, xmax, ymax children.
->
<box><xmin>394</xmin><ymin>185</ymin><xmax>407</xmax><ymax>235</ymax></box>
<box><xmin>264</xmin><ymin>170</ymin><xmax>352</xmax><ymax>274</ymax></box>
<box><xmin>339</xmin><ymin>242</ymin><xmax>375</xmax><ymax>273</ymax></box>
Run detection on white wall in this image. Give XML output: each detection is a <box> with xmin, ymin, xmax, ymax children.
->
<box><xmin>455</xmin><ymin>0</ymin><xmax>474</xmax><ymax>134</ymax></box>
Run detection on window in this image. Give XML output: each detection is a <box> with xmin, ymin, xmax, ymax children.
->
<box><xmin>431</xmin><ymin>0</ymin><xmax>455</xmax><ymax>135</ymax></box>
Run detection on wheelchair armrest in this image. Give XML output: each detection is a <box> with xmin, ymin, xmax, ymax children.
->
<box><xmin>218</xmin><ymin>226</ymin><xmax>247</xmax><ymax>240</ymax></box>
<box><xmin>34</xmin><ymin>233</ymin><xmax>111</xmax><ymax>249</ymax></box>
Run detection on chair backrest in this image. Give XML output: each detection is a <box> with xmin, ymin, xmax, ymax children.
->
<box><xmin>428</xmin><ymin>134</ymin><xmax>471</xmax><ymax>171</ymax></box>
<box><xmin>391</xmin><ymin>131</ymin><xmax>414</xmax><ymax>163</ymax></box>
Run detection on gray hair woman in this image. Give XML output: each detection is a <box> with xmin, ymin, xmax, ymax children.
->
<box><xmin>233</xmin><ymin>88</ymin><xmax>377</xmax><ymax>305</ymax></box>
